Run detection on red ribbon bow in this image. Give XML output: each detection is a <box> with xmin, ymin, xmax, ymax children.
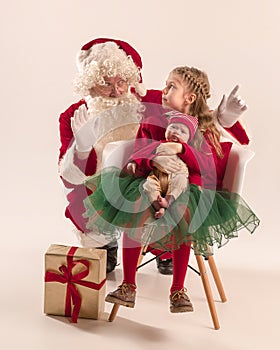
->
<box><xmin>45</xmin><ymin>246</ymin><xmax>106</xmax><ymax>323</ymax></box>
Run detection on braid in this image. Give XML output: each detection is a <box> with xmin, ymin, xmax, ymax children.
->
<box><xmin>172</xmin><ymin>66</ymin><xmax>223</xmax><ymax>158</ymax></box>
<box><xmin>174</xmin><ymin>67</ymin><xmax>211</xmax><ymax>101</ymax></box>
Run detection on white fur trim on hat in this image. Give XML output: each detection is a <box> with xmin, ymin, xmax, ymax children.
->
<box><xmin>134</xmin><ymin>82</ymin><xmax>147</xmax><ymax>97</ymax></box>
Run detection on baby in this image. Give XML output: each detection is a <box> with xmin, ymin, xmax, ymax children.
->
<box><xmin>128</xmin><ymin>111</ymin><xmax>198</xmax><ymax>218</ymax></box>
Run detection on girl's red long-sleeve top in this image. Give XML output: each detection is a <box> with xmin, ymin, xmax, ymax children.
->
<box><xmin>131</xmin><ymin>114</ymin><xmax>233</xmax><ymax>190</ymax></box>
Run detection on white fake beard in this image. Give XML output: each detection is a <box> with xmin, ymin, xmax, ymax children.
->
<box><xmin>85</xmin><ymin>93</ymin><xmax>145</xmax><ymax>141</ymax></box>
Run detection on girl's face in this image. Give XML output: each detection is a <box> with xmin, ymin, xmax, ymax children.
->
<box><xmin>165</xmin><ymin>123</ymin><xmax>190</xmax><ymax>143</ymax></box>
<box><xmin>162</xmin><ymin>72</ymin><xmax>193</xmax><ymax>113</ymax></box>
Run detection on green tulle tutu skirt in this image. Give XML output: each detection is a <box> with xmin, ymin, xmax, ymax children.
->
<box><xmin>83</xmin><ymin>167</ymin><xmax>260</xmax><ymax>255</ymax></box>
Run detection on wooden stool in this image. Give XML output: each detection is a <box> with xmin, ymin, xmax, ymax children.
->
<box><xmin>108</xmin><ymin>245</ymin><xmax>226</xmax><ymax>330</ymax></box>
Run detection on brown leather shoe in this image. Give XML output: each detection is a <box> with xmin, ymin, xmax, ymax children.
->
<box><xmin>105</xmin><ymin>283</ymin><xmax>136</xmax><ymax>308</ymax></box>
<box><xmin>170</xmin><ymin>288</ymin><xmax>194</xmax><ymax>313</ymax></box>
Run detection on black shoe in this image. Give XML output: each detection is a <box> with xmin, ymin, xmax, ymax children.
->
<box><xmin>97</xmin><ymin>243</ymin><xmax>118</xmax><ymax>273</ymax></box>
<box><xmin>156</xmin><ymin>257</ymin><xmax>173</xmax><ymax>275</ymax></box>
<box><xmin>106</xmin><ymin>245</ymin><xmax>118</xmax><ymax>273</ymax></box>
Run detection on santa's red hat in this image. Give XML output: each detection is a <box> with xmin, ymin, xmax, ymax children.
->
<box><xmin>168</xmin><ymin>111</ymin><xmax>198</xmax><ymax>141</ymax></box>
<box><xmin>81</xmin><ymin>38</ymin><xmax>142</xmax><ymax>77</ymax></box>
<box><xmin>75</xmin><ymin>38</ymin><xmax>146</xmax><ymax>96</ymax></box>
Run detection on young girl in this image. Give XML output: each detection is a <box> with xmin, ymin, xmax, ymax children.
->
<box><xmin>83</xmin><ymin>66</ymin><xmax>260</xmax><ymax>312</ymax></box>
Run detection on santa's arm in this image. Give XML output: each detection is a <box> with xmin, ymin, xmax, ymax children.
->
<box><xmin>58</xmin><ymin>101</ymin><xmax>94</xmax><ymax>185</ymax></box>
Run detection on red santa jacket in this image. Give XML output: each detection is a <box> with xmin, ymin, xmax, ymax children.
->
<box><xmin>58</xmin><ymin>90</ymin><xmax>162</xmax><ymax>231</ymax></box>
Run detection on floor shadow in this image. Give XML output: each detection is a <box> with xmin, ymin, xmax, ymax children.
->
<box><xmin>47</xmin><ymin>314</ymin><xmax>168</xmax><ymax>342</ymax></box>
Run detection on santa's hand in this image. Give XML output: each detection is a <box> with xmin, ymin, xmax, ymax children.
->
<box><xmin>153</xmin><ymin>155</ymin><xmax>182</xmax><ymax>174</ymax></box>
<box><xmin>156</xmin><ymin>142</ymin><xmax>183</xmax><ymax>155</ymax></box>
<box><xmin>127</xmin><ymin>162</ymin><xmax>137</xmax><ymax>174</ymax></box>
<box><xmin>71</xmin><ymin>104</ymin><xmax>98</xmax><ymax>152</ymax></box>
<box><xmin>217</xmin><ymin>85</ymin><xmax>248</xmax><ymax>128</ymax></box>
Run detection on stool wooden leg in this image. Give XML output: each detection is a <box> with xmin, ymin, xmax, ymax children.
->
<box><xmin>207</xmin><ymin>256</ymin><xmax>227</xmax><ymax>302</ymax></box>
<box><xmin>137</xmin><ymin>248</ymin><xmax>145</xmax><ymax>267</ymax></box>
<box><xmin>195</xmin><ymin>254</ymin><xmax>220</xmax><ymax>330</ymax></box>
<box><xmin>108</xmin><ymin>304</ymin><xmax>120</xmax><ymax>322</ymax></box>
<box><xmin>108</xmin><ymin>245</ymin><xmax>144</xmax><ymax>323</ymax></box>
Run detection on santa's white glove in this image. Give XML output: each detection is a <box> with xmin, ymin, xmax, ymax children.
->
<box><xmin>71</xmin><ymin>104</ymin><xmax>99</xmax><ymax>152</ymax></box>
<box><xmin>217</xmin><ymin>85</ymin><xmax>248</xmax><ymax>128</ymax></box>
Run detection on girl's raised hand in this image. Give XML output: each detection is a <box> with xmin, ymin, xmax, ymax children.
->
<box><xmin>217</xmin><ymin>85</ymin><xmax>248</xmax><ymax>128</ymax></box>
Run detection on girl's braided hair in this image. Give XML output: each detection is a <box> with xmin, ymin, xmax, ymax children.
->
<box><xmin>172</xmin><ymin>66</ymin><xmax>223</xmax><ymax>158</ymax></box>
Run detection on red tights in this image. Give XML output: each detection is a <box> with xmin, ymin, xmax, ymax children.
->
<box><xmin>122</xmin><ymin>234</ymin><xmax>191</xmax><ymax>293</ymax></box>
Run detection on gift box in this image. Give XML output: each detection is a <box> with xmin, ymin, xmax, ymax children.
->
<box><xmin>44</xmin><ymin>244</ymin><xmax>106</xmax><ymax>322</ymax></box>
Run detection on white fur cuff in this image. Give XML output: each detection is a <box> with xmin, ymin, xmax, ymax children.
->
<box><xmin>58</xmin><ymin>142</ymin><xmax>87</xmax><ymax>185</ymax></box>
<box><xmin>74</xmin><ymin>228</ymin><xmax>113</xmax><ymax>248</ymax></box>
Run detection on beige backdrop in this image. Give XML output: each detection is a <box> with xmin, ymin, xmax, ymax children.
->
<box><xmin>1</xmin><ymin>0</ymin><xmax>278</xmax><ymax>269</ymax></box>
<box><xmin>1</xmin><ymin>0</ymin><xmax>279</xmax><ymax>349</ymax></box>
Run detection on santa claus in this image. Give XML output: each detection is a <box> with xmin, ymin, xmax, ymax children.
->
<box><xmin>58</xmin><ymin>38</ymin><xmax>249</xmax><ymax>274</ymax></box>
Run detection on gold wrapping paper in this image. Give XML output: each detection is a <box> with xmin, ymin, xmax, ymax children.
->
<box><xmin>44</xmin><ymin>244</ymin><xmax>106</xmax><ymax>320</ymax></box>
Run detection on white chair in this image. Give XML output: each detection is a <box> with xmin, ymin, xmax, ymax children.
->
<box><xmin>103</xmin><ymin>141</ymin><xmax>255</xmax><ymax>330</ymax></box>
<box><xmin>223</xmin><ymin>143</ymin><xmax>255</xmax><ymax>194</ymax></box>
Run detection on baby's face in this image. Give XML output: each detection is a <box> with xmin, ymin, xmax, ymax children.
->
<box><xmin>165</xmin><ymin>123</ymin><xmax>190</xmax><ymax>143</ymax></box>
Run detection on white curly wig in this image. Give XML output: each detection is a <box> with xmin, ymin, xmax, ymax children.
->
<box><xmin>74</xmin><ymin>41</ymin><xmax>146</xmax><ymax>98</ymax></box>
